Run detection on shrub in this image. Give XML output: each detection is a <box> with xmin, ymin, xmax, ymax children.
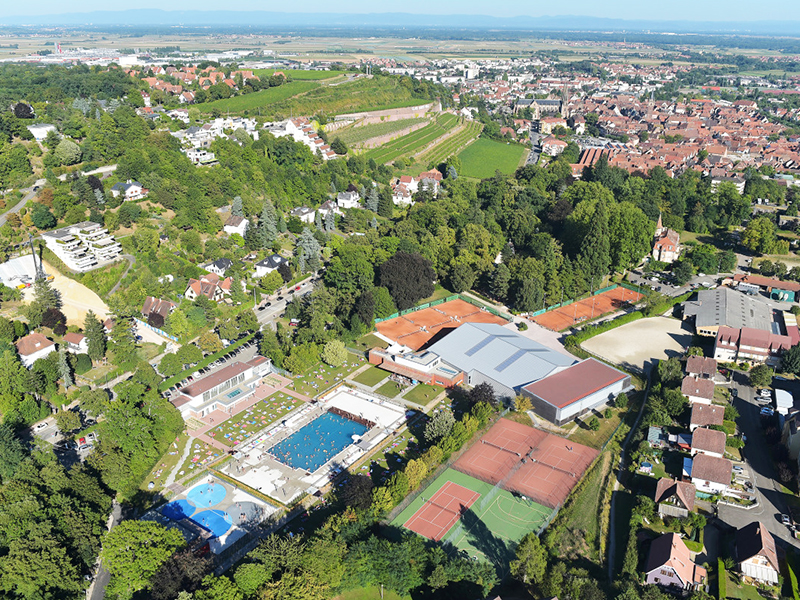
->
<box><xmin>517</xmin><ymin>321</ymin><xmax>528</xmax><ymax>331</ymax></box>
<box><xmin>615</xmin><ymin>392</ymin><xmax>629</xmax><ymax>409</ymax></box>
<box><xmin>74</xmin><ymin>353</ymin><xmax>92</xmax><ymax>374</ymax></box>
<box><xmin>718</xmin><ymin>558</ymin><xmax>727</xmax><ymax>600</ymax></box>
<box><xmin>588</xmin><ymin>417</ymin><xmax>600</xmax><ymax>431</ymax></box>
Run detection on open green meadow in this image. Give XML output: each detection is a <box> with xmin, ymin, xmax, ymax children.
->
<box><xmin>364</xmin><ymin>114</ymin><xmax>459</xmax><ymax>164</ymax></box>
<box><xmin>254</xmin><ymin>68</ymin><xmax>346</xmax><ymax>80</ymax></box>
<box><xmin>201</xmin><ymin>81</ymin><xmax>320</xmax><ymax>113</ymax></box>
<box><xmin>457</xmin><ymin>138</ymin><xmax>528</xmax><ymax>179</ymax></box>
<box><xmin>334</xmin><ymin>118</ymin><xmax>428</xmax><ymax>147</ymax></box>
<box><xmin>392</xmin><ymin>468</ymin><xmax>551</xmax><ymax>574</ymax></box>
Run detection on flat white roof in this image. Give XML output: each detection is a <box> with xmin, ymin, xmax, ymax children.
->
<box><xmin>322</xmin><ymin>387</ymin><xmax>405</xmax><ymax>430</ymax></box>
<box><xmin>776</xmin><ymin>389</ymin><xmax>793</xmax><ymax>409</ymax></box>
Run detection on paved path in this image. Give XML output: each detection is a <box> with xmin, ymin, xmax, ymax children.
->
<box><xmin>0</xmin><ymin>186</ymin><xmax>36</xmax><ymax>226</ymax></box>
<box><xmin>108</xmin><ymin>254</ymin><xmax>135</xmax><ymax>295</ymax></box>
<box><xmin>87</xmin><ymin>501</ymin><xmax>121</xmax><ymax>600</ymax></box>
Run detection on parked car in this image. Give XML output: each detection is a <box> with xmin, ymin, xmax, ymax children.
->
<box><xmin>761</xmin><ymin>407</ymin><xmax>775</xmax><ymax>416</ymax></box>
<box><xmin>265</xmin><ymin>302</ymin><xmax>272</xmax><ymax>307</ymax></box>
<box><xmin>78</xmin><ymin>444</ymin><xmax>91</xmax><ymax>452</ymax></box>
<box><xmin>34</xmin><ymin>422</ymin><xmax>48</xmax><ymax>431</ymax></box>
<box><xmin>258</xmin><ymin>306</ymin><xmax>266</xmax><ymax>311</ymax></box>
<box><xmin>783</xmin><ymin>514</ymin><xmax>792</xmax><ymax>526</ymax></box>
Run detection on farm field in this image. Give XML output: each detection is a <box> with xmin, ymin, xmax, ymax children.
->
<box><xmin>412</xmin><ymin>120</ymin><xmax>483</xmax><ymax>171</ymax></box>
<box><xmin>253</xmin><ymin>68</ymin><xmax>346</xmax><ymax>80</ymax></box>
<box><xmin>457</xmin><ymin>138</ymin><xmax>528</xmax><ymax>179</ymax></box>
<box><xmin>334</xmin><ymin>118</ymin><xmax>428</xmax><ymax>147</ymax></box>
<box><xmin>201</xmin><ymin>81</ymin><xmax>320</xmax><ymax>113</ymax></box>
<box><xmin>256</xmin><ymin>77</ymin><xmax>434</xmax><ymax>118</ymax></box>
<box><xmin>364</xmin><ymin>114</ymin><xmax>460</xmax><ymax>164</ymax></box>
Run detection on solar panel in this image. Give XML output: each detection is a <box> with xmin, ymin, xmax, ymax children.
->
<box><xmin>465</xmin><ymin>336</ymin><xmax>493</xmax><ymax>357</ymax></box>
<box><xmin>495</xmin><ymin>349</ymin><xmax>527</xmax><ymax>372</ymax></box>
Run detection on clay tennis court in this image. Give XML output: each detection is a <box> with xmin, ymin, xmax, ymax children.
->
<box><xmin>532</xmin><ymin>286</ymin><xmax>643</xmax><ymax>332</ymax></box>
<box><xmin>454</xmin><ymin>418</ymin><xmax>598</xmax><ymax>508</ymax></box>
<box><xmin>376</xmin><ymin>298</ymin><xmax>508</xmax><ymax>350</ymax></box>
<box><xmin>403</xmin><ymin>480</ymin><xmax>481</xmax><ymax>542</ymax></box>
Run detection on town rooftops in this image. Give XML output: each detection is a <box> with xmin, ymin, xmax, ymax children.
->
<box><xmin>654</xmin><ymin>478</ymin><xmax>696</xmax><ymax>513</ymax></box>
<box><xmin>15</xmin><ymin>333</ymin><xmax>55</xmax><ymax>357</ymax></box>
<box><xmin>736</xmin><ymin>521</ymin><xmax>779</xmax><ymax>572</ymax></box>
<box><xmin>256</xmin><ymin>254</ymin><xmax>288</xmax><ymax>270</ymax></box>
<box><xmin>681</xmin><ymin>376</ymin><xmax>715</xmax><ymax>401</ymax></box>
<box><xmin>644</xmin><ymin>532</ymin><xmax>706</xmax><ymax>587</ymax></box>
<box><xmin>142</xmin><ymin>296</ymin><xmax>177</xmax><ymax>318</ymax></box>
<box><xmin>690</xmin><ymin>404</ymin><xmax>724</xmax><ymax>428</ymax></box>
<box><xmin>686</xmin><ymin>355</ymin><xmax>717</xmax><ymax>377</ymax></box>
<box><xmin>734</xmin><ymin>273</ymin><xmax>800</xmax><ymax>294</ymax></box>
<box><xmin>691</xmin><ymin>427</ymin><xmax>727</xmax><ymax>456</ymax></box>
<box><xmin>691</xmin><ymin>453</ymin><xmax>732</xmax><ymax>485</ymax></box>
<box><xmin>521</xmin><ymin>358</ymin><xmax>628</xmax><ymax>409</ymax></box>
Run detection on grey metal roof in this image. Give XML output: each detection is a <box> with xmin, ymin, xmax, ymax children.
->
<box><xmin>684</xmin><ymin>287</ymin><xmax>772</xmax><ymax>331</ymax></box>
<box><xmin>426</xmin><ymin>323</ymin><xmax>575</xmax><ymax>391</ymax></box>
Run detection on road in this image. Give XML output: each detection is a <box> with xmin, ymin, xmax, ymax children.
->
<box><xmin>56</xmin><ymin>164</ymin><xmax>117</xmax><ymax>183</ymax></box>
<box><xmin>87</xmin><ymin>501</ymin><xmax>122</xmax><ymax>600</ymax></box>
<box><xmin>254</xmin><ymin>277</ymin><xmax>315</xmax><ymax>328</ymax></box>
<box><xmin>718</xmin><ymin>373</ymin><xmax>800</xmax><ymax>550</ymax></box>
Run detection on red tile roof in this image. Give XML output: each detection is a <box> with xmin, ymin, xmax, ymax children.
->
<box><xmin>522</xmin><ymin>358</ymin><xmax>628</xmax><ymax>409</ymax></box>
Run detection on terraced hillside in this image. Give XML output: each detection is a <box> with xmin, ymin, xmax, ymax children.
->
<box><xmin>414</xmin><ymin>121</ymin><xmax>484</xmax><ymax>169</ymax></box>
<box><xmin>364</xmin><ymin>114</ymin><xmax>461</xmax><ymax>165</ymax></box>
<box><xmin>201</xmin><ymin>81</ymin><xmax>320</xmax><ymax>113</ymax></box>
<box><xmin>334</xmin><ymin>118</ymin><xmax>428</xmax><ymax>147</ymax></box>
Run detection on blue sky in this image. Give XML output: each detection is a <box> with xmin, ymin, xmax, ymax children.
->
<box><xmin>7</xmin><ymin>0</ymin><xmax>800</xmax><ymax>20</ymax></box>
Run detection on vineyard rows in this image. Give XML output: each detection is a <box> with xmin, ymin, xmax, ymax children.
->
<box><xmin>415</xmin><ymin>121</ymin><xmax>484</xmax><ymax>168</ymax></box>
<box><xmin>364</xmin><ymin>114</ymin><xmax>460</xmax><ymax>164</ymax></box>
<box><xmin>334</xmin><ymin>118</ymin><xmax>428</xmax><ymax>146</ymax></box>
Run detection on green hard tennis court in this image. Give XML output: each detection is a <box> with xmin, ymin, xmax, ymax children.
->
<box><xmin>392</xmin><ymin>468</ymin><xmax>551</xmax><ymax>572</ymax></box>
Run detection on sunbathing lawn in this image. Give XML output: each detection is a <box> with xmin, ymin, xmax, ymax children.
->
<box><xmin>141</xmin><ymin>432</ymin><xmax>189</xmax><ymax>493</ymax></box>
<box><xmin>335</xmin><ymin>587</ymin><xmax>409</xmax><ymax>600</ymax></box>
<box><xmin>404</xmin><ymin>383</ymin><xmax>442</xmax><ymax>405</ymax></box>
<box><xmin>206</xmin><ymin>392</ymin><xmax>302</xmax><ymax>448</ymax></box>
<box><xmin>353</xmin><ymin>429</ymin><xmax>421</xmax><ymax>486</ymax></box>
<box><xmin>376</xmin><ymin>380</ymin><xmax>404</xmax><ymax>398</ymax></box>
<box><xmin>287</xmin><ymin>353</ymin><xmax>368</xmax><ymax>397</ymax></box>
<box><xmin>353</xmin><ymin>333</ymin><xmax>389</xmax><ymax>353</ymax></box>
<box><xmin>177</xmin><ymin>438</ymin><xmax>225</xmax><ymax>478</ymax></box>
<box><xmin>352</xmin><ymin>365</ymin><xmax>390</xmax><ymax>387</ymax></box>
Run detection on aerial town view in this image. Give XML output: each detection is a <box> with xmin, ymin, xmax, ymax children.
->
<box><xmin>3</xmin><ymin>1</ymin><xmax>800</xmax><ymax>599</ymax></box>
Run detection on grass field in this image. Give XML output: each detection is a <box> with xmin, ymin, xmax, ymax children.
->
<box><xmin>404</xmin><ymin>383</ymin><xmax>441</xmax><ymax>405</ymax></box>
<box><xmin>352</xmin><ymin>333</ymin><xmax>389</xmax><ymax>353</ymax></box>
<box><xmin>335</xmin><ymin>588</ymin><xmax>409</xmax><ymax>600</ymax></box>
<box><xmin>334</xmin><ymin>118</ymin><xmax>428</xmax><ymax>147</ymax></box>
<box><xmin>201</xmin><ymin>81</ymin><xmax>320</xmax><ymax>113</ymax></box>
<box><xmin>254</xmin><ymin>68</ymin><xmax>346</xmax><ymax>80</ymax></box>
<box><xmin>206</xmin><ymin>392</ymin><xmax>302</xmax><ymax>447</ymax></box>
<box><xmin>286</xmin><ymin>353</ymin><xmax>367</xmax><ymax>397</ymax></box>
<box><xmin>412</xmin><ymin>121</ymin><xmax>483</xmax><ymax>170</ymax></box>
<box><xmin>457</xmin><ymin>138</ymin><xmax>527</xmax><ymax>179</ymax></box>
<box><xmin>392</xmin><ymin>468</ymin><xmax>551</xmax><ymax>574</ymax></box>
<box><xmin>365</xmin><ymin>114</ymin><xmax>460</xmax><ymax>164</ymax></box>
<box><xmin>376</xmin><ymin>380</ymin><xmax>404</xmax><ymax>398</ymax></box>
<box><xmin>352</xmin><ymin>365</ymin><xmax>390</xmax><ymax>387</ymax></box>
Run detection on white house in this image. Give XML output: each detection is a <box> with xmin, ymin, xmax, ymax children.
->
<box><xmin>223</xmin><ymin>215</ymin><xmax>249</xmax><ymax>237</ymax></box>
<box><xmin>397</xmin><ymin>175</ymin><xmax>418</xmax><ymax>193</ymax></box>
<box><xmin>336</xmin><ymin>190</ymin><xmax>361</xmax><ymax>209</ymax></box>
<box><xmin>681</xmin><ymin>376</ymin><xmax>714</xmax><ymax>405</ymax></box>
<box><xmin>289</xmin><ymin>206</ymin><xmax>315</xmax><ymax>224</ymax></box>
<box><xmin>644</xmin><ymin>533</ymin><xmax>707</xmax><ymax>591</ymax></box>
<box><xmin>41</xmin><ymin>221</ymin><xmax>122</xmax><ymax>272</ymax></box>
<box><xmin>736</xmin><ymin>522</ymin><xmax>780</xmax><ymax>586</ymax></box>
<box><xmin>15</xmin><ymin>333</ymin><xmax>56</xmax><ymax>368</ymax></box>
<box><xmin>62</xmin><ymin>332</ymin><xmax>88</xmax><ymax>354</ymax></box>
<box><xmin>110</xmin><ymin>180</ymin><xmax>148</xmax><ymax>201</ymax></box>
<box><xmin>317</xmin><ymin>200</ymin><xmax>341</xmax><ymax>219</ymax></box>
<box><xmin>186</xmin><ymin>148</ymin><xmax>217</xmax><ymax>165</ymax></box>
<box><xmin>690</xmin><ymin>453</ymin><xmax>732</xmax><ymax>494</ymax></box>
<box><xmin>254</xmin><ymin>254</ymin><xmax>289</xmax><ymax>278</ymax></box>
<box><xmin>203</xmin><ymin>258</ymin><xmax>234</xmax><ymax>276</ymax></box>
<box><xmin>392</xmin><ymin>184</ymin><xmax>413</xmax><ymax>206</ymax></box>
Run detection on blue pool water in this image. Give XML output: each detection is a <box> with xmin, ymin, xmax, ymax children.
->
<box><xmin>194</xmin><ymin>509</ymin><xmax>233</xmax><ymax>538</ymax></box>
<box><xmin>162</xmin><ymin>499</ymin><xmax>195</xmax><ymax>520</ymax></box>
<box><xmin>186</xmin><ymin>482</ymin><xmax>227</xmax><ymax>508</ymax></box>
<box><xmin>270</xmin><ymin>411</ymin><xmax>368</xmax><ymax>472</ymax></box>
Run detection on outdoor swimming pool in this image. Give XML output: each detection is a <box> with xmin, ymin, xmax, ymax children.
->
<box><xmin>270</xmin><ymin>411</ymin><xmax>368</xmax><ymax>472</ymax></box>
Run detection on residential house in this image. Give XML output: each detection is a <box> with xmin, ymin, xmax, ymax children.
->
<box><xmin>654</xmin><ymin>478</ymin><xmax>695</xmax><ymax>518</ymax></box>
<box><xmin>15</xmin><ymin>333</ymin><xmax>56</xmax><ymax>368</ymax></box>
<box><xmin>254</xmin><ymin>254</ymin><xmax>289</xmax><ymax>278</ymax></box>
<box><xmin>110</xmin><ymin>180</ymin><xmax>148</xmax><ymax>201</ymax></box>
<box><xmin>541</xmin><ymin>135</ymin><xmax>568</xmax><ymax>156</ymax></box>
<box><xmin>223</xmin><ymin>215</ymin><xmax>249</xmax><ymax>237</ymax></box>
<box><xmin>686</xmin><ymin>355</ymin><xmax>717</xmax><ymax>379</ymax></box>
<box><xmin>713</xmin><ymin>326</ymin><xmax>792</xmax><ymax>367</ymax></box>
<box><xmin>336</xmin><ymin>190</ymin><xmax>361</xmax><ymax>210</ymax></box>
<box><xmin>781</xmin><ymin>412</ymin><xmax>800</xmax><ymax>463</ymax></box>
<box><xmin>184</xmin><ymin>274</ymin><xmax>232</xmax><ymax>303</ymax></box>
<box><xmin>62</xmin><ymin>332</ymin><xmax>88</xmax><ymax>354</ymax></box>
<box><xmin>41</xmin><ymin>222</ymin><xmax>122</xmax><ymax>272</ymax></box>
<box><xmin>735</xmin><ymin>522</ymin><xmax>780</xmax><ymax>585</ymax></box>
<box><xmin>142</xmin><ymin>296</ymin><xmax>177</xmax><ymax>329</ymax></box>
<box><xmin>397</xmin><ymin>175</ymin><xmax>419</xmax><ymax>194</ymax></box>
<box><xmin>690</xmin><ymin>427</ymin><xmax>727</xmax><ymax>458</ymax></box>
<box><xmin>644</xmin><ymin>532</ymin><xmax>707</xmax><ymax>591</ymax></box>
<box><xmin>681</xmin><ymin>376</ymin><xmax>715</xmax><ymax>405</ymax></box>
<box><xmin>690</xmin><ymin>453</ymin><xmax>732</xmax><ymax>494</ymax></box>
<box><xmin>26</xmin><ymin>124</ymin><xmax>57</xmax><ymax>142</ymax></box>
<box><xmin>538</xmin><ymin>117</ymin><xmax>568</xmax><ymax>135</ymax></box>
<box><xmin>652</xmin><ymin>215</ymin><xmax>681</xmax><ymax>263</ymax></box>
<box><xmin>185</xmin><ymin>148</ymin><xmax>217</xmax><ymax>165</ymax></box>
<box><xmin>289</xmin><ymin>206</ymin><xmax>315</xmax><ymax>224</ymax></box>
<box><xmin>690</xmin><ymin>404</ymin><xmax>724</xmax><ymax>432</ymax></box>
<box><xmin>317</xmin><ymin>200</ymin><xmax>341</xmax><ymax>219</ymax></box>
<box><xmin>392</xmin><ymin>184</ymin><xmax>413</xmax><ymax>206</ymax></box>
<box><xmin>203</xmin><ymin>258</ymin><xmax>234</xmax><ymax>277</ymax></box>
<box><xmin>418</xmin><ymin>170</ymin><xmax>443</xmax><ymax>196</ymax></box>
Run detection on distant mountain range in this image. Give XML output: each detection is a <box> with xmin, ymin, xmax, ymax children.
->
<box><xmin>2</xmin><ymin>10</ymin><xmax>800</xmax><ymax>35</ymax></box>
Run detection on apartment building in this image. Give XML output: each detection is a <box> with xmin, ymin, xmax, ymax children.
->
<box><xmin>41</xmin><ymin>221</ymin><xmax>122</xmax><ymax>272</ymax></box>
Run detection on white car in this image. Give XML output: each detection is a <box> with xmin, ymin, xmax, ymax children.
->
<box><xmin>34</xmin><ymin>422</ymin><xmax>48</xmax><ymax>431</ymax></box>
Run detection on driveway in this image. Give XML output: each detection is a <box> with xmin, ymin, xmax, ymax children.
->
<box><xmin>718</xmin><ymin>373</ymin><xmax>800</xmax><ymax>550</ymax></box>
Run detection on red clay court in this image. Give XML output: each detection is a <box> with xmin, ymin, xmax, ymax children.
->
<box><xmin>403</xmin><ymin>481</ymin><xmax>481</xmax><ymax>541</ymax></box>
<box><xmin>454</xmin><ymin>418</ymin><xmax>598</xmax><ymax>509</ymax></box>
<box><xmin>376</xmin><ymin>298</ymin><xmax>508</xmax><ymax>351</ymax></box>
<box><xmin>532</xmin><ymin>286</ymin><xmax>643</xmax><ymax>332</ymax></box>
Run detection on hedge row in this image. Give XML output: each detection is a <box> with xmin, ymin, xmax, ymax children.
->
<box><xmin>718</xmin><ymin>558</ymin><xmax>727</xmax><ymax>600</ymax></box>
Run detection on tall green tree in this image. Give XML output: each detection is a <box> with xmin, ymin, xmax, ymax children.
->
<box><xmin>510</xmin><ymin>532</ymin><xmax>548</xmax><ymax>587</ymax></box>
<box><xmin>577</xmin><ymin>198</ymin><xmax>610</xmax><ymax>277</ymax></box>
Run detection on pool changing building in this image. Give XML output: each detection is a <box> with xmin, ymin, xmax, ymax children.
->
<box><xmin>171</xmin><ymin>356</ymin><xmax>271</xmax><ymax>419</ymax></box>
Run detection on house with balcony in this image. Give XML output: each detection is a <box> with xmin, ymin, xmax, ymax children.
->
<box><xmin>644</xmin><ymin>533</ymin><xmax>707</xmax><ymax>592</ymax></box>
<box><xmin>736</xmin><ymin>522</ymin><xmax>780</xmax><ymax>586</ymax></box>
<box><xmin>41</xmin><ymin>222</ymin><xmax>122</xmax><ymax>272</ymax></box>
<box><xmin>654</xmin><ymin>478</ymin><xmax>695</xmax><ymax>518</ymax></box>
<box><xmin>110</xmin><ymin>180</ymin><xmax>148</xmax><ymax>201</ymax></box>
<box><xmin>62</xmin><ymin>332</ymin><xmax>88</xmax><ymax>354</ymax></box>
